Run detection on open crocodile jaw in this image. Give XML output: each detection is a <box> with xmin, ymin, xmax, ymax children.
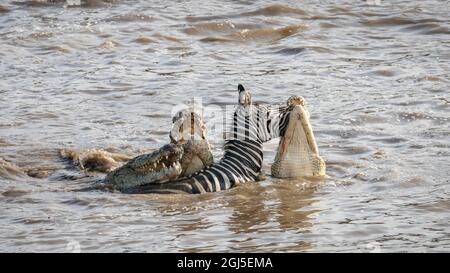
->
<box><xmin>271</xmin><ymin>105</ymin><xmax>326</xmax><ymax>178</ymax></box>
<box><xmin>104</xmin><ymin>144</ymin><xmax>184</xmax><ymax>191</ymax></box>
<box><xmin>170</xmin><ymin>109</ymin><xmax>214</xmax><ymax>177</ymax></box>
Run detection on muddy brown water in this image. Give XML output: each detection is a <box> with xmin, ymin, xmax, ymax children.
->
<box><xmin>0</xmin><ymin>0</ymin><xmax>449</xmax><ymax>252</ymax></box>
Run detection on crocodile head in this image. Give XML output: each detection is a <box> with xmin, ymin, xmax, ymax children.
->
<box><xmin>104</xmin><ymin>143</ymin><xmax>184</xmax><ymax>191</ymax></box>
<box><xmin>271</xmin><ymin>96</ymin><xmax>326</xmax><ymax>178</ymax></box>
<box><xmin>170</xmin><ymin>107</ymin><xmax>208</xmax><ymax>144</ymax></box>
<box><xmin>169</xmin><ymin>107</ymin><xmax>213</xmax><ymax>177</ymax></box>
<box><xmin>103</xmin><ymin>107</ymin><xmax>213</xmax><ymax>191</ymax></box>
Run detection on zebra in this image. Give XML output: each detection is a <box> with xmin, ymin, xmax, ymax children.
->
<box><xmin>126</xmin><ymin>84</ymin><xmax>292</xmax><ymax>194</ymax></box>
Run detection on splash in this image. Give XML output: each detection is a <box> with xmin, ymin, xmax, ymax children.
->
<box><xmin>99</xmin><ymin>39</ymin><xmax>117</xmax><ymax>49</ymax></box>
<box><xmin>0</xmin><ymin>158</ymin><xmax>25</xmax><ymax>180</ymax></box>
<box><xmin>60</xmin><ymin>148</ymin><xmax>131</xmax><ymax>173</ymax></box>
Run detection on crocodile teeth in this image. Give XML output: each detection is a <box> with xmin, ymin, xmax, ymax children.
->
<box><xmin>162</xmin><ymin>163</ymin><xmax>166</xmax><ymax>168</ymax></box>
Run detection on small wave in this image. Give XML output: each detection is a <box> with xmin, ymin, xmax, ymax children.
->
<box><xmin>372</xmin><ymin>149</ymin><xmax>385</xmax><ymax>159</ymax></box>
<box><xmin>421</xmin><ymin>75</ymin><xmax>445</xmax><ymax>82</ymax></box>
<box><xmin>11</xmin><ymin>0</ymin><xmax>60</xmax><ymax>7</ymax></box>
<box><xmin>347</xmin><ymin>114</ymin><xmax>388</xmax><ymax>125</ymax></box>
<box><xmin>438</xmin><ymin>97</ymin><xmax>450</xmax><ymax>104</ymax></box>
<box><xmin>320</xmin><ymin>22</ymin><xmax>338</xmax><ymax>28</ymax></box>
<box><xmin>70</xmin><ymin>0</ymin><xmax>118</xmax><ymax>8</ymax></box>
<box><xmin>105</xmin><ymin>13</ymin><xmax>154</xmax><ymax>23</ymax></box>
<box><xmin>0</xmin><ymin>5</ymin><xmax>10</xmax><ymax>13</ymax></box>
<box><xmin>397</xmin><ymin>111</ymin><xmax>431</xmax><ymax>122</ymax></box>
<box><xmin>17</xmin><ymin>217</ymin><xmax>55</xmax><ymax>225</ymax></box>
<box><xmin>186</xmin><ymin>4</ymin><xmax>306</xmax><ymax>22</ymax></box>
<box><xmin>324</xmin><ymin>160</ymin><xmax>355</xmax><ymax>177</ymax></box>
<box><xmin>0</xmin><ymin>138</ymin><xmax>15</xmax><ymax>147</ymax></box>
<box><xmin>35</xmin><ymin>45</ymin><xmax>71</xmax><ymax>54</ymax></box>
<box><xmin>373</xmin><ymin>137</ymin><xmax>408</xmax><ymax>144</ymax></box>
<box><xmin>412</xmin><ymin>199</ymin><xmax>450</xmax><ymax>213</ymax></box>
<box><xmin>0</xmin><ymin>158</ymin><xmax>25</xmax><ymax>180</ymax></box>
<box><xmin>419</xmin><ymin>129</ymin><xmax>450</xmax><ymax>140</ymax></box>
<box><xmin>274</xmin><ymin>46</ymin><xmax>333</xmax><ymax>56</ymax></box>
<box><xmin>401</xmin><ymin>23</ymin><xmax>450</xmax><ymax>35</ymax></box>
<box><xmin>199</xmin><ymin>36</ymin><xmax>234</xmax><ymax>43</ymax></box>
<box><xmin>326</xmin><ymin>6</ymin><xmax>351</xmax><ymax>14</ymax></box>
<box><xmin>25</xmin><ymin>168</ymin><xmax>50</xmax><ymax>178</ymax></box>
<box><xmin>352</xmin><ymin>172</ymin><xmax>368</xmax><ymax>181</ymax></box>
<box><xmin>328</xmin><ymin>145</ymin><xmax>371</xmax><ymax>155</ymax></box>
<box><xmin>2</xmin><ymin>188</ymin><xmax>30</xmax><ymax>197</ymax></box>
<box><xmin>183</xmin><ymin>21</ymin><xmax>257</xmax><ymax>36</ymax></box>
<box><xmin>370</xmin><ymin>68</ymin><xmax>396</xmax><ymax>77</ymax></box>
<box><xmin>134</xmin><ymin>37</ymin><xmax>156</xmax><ymax>44</ymax></box>
<box><xmin>144</xmin><ymin>68</ymin><xmax>194</xmax><ymax>76</ymax></box>
<box><xmin>0</xmin><ymin>121</ymin><xmax>25</xmax><ymax>128</ymax></box>
<box><xmin>361</xmin><ymin>16</ymin><xmax>441</xmax><ymax>26</ymax></box>
<box><xmin>99</xmin><ymin>39</ymin><xmax>118</xmax><ymax>49</ymax></box>
<box><xmin>152</xmin><ymin>34</ymin><xmax>182</xmax><ymax>43</ymax></box>
<box><xmin>397</xmin><ymin>176</ymin><xmax>427</xmax><ymax>189</ymax></box>
<box><xmin>200</xmin><ymin>25</ymin><xmax>306</xmax><ymax>43</ymax></box>
<box><xmin>12</xmin><ymin>0</ymin><xmax>115</xmax><ymax>8</ymax></box>
<box><xmin>29</xmin><ymin>32</ymin><xmax>53</xmax><ymax>39</ymax></box>
<box><xmin>69</xmin><ymin>0</ymin><xmax>118</xmax><ymax>8</ymax></box>
<box><xmin>240</xmin><ymin>4</ymin><xmax>306</xmax><ymax>17</ymax></box>
<box><xmin>274</xmin><ymin>47</ymin><xmax>306</xmax><ymax>55</ymax></box>
<box><xmin>61</xmin><ymin>197</ymin><xmax>91</xmax><ymax>206</ymax></box>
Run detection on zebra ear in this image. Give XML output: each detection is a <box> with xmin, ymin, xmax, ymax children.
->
<box><xmin>238</xmin><ymin>84</ymin><xmax>252</xmax><ymax>106</ymax></box>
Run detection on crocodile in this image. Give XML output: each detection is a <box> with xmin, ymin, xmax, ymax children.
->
<box><xmin>271</xmin><ymin>95</ymin><xmax>326</xmax><ymax>178</ymax></box>
<box><xmin>102</xmin><ymin>107</ymin><xmax>213</xmax><ymax>191</ymax></box>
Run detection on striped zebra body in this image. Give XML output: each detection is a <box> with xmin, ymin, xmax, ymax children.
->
<box><xmin>181</xmin><ymin>139</ymin><xmax>263</xmax><ymax>193</ymax></box>
<box><xmin>127</xmin><ymin>85</ymin><xmax>291</xmax><ymax>194</ymax></box>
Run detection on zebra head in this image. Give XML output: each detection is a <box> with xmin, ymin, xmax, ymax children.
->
<box><xmin>238</xmin><ymin>83</ymin><xmax>252</xmax><ymax>107</ymax></box>
<box><xmin>230</xmin><ymin>84</ymin><xmax>291</xmax><ymax>143</ymax></box>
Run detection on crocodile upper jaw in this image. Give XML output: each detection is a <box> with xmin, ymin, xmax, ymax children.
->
<box><xmin>104</xmin><ymin>144</ymin><xmax>184</xmax><ymax>190</ymax></box>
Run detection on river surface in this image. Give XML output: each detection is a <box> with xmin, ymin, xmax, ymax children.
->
<box><xmin>0</xmin><ymin>0</ymin><xmax>449</xmax><ymax>252</ymax></box>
